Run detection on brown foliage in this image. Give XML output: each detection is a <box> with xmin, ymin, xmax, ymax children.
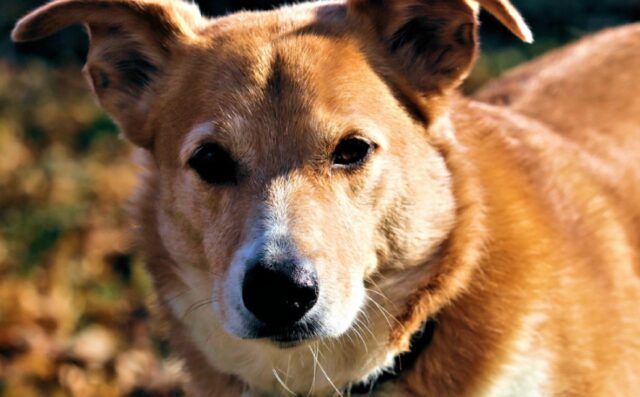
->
<box><xmin>0</xmin><ymin>62</ymin><xmax>188</xmax><ymax>397</ymax></box>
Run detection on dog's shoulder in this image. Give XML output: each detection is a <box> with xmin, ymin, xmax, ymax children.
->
<box><xmin>475</xmin><ymin>23</ymin><xmax>640</xmax><ymax>140</ymax></box>
<box><xmin>471</xmin><ymin>23</ymin><xmax>640</xmax><ymax>220</ymax></box>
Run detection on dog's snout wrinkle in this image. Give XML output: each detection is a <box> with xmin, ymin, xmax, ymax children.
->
<box><xmin>242</xmin><ymin>259</ymin><xmax>319</xmax><ymax>329</ymax></box>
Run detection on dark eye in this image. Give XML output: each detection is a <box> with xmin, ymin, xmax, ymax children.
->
<box><xmin>332</xmin><ymin>137</ymin><xmax>374</xmax><ymax>168</ymax></box>
<box><xmin>188</xmin><ymin>143</ymin><xmax>238</xmax><ymax>185</ymax></box>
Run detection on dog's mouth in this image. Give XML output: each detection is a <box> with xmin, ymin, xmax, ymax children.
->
<box><xmin>247</xmin><ymin>320</ymin><xmax>321</xmax><ymax>348</ymax></box>
<box><xmin>270</xmin><ymin>337</ymin><xmax>316</xmax><ymax>349</ymax></box>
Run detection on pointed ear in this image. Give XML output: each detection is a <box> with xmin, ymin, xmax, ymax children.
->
<box><xmin>348</xmin><ymin>0</ymin><xmax>531</xmax><ymax>93</ymax></box>
<box><xmin>477</xmin><ymin>0</ymin><xmax>533</xmax><ymax>43</ymax></box>
<box><xmin>12</xmin><ymin>0</ymin><xmax>204</xmax><ymax>148</ymax></box>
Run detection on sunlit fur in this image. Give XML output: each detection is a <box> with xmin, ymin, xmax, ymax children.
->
<box><xmin>12</xmin><ymin>0</ymin><xmax>640</xmax><ymax>396</ymax></box>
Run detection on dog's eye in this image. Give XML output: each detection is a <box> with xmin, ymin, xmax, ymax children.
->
<box><xmin>188</xmin><ymin>143</ymin><xmax>238</xmax><ymax>185</ymax></box>
<box><xmin>332</xmin><ymin>137</ymin><xmax>374</xmax><ymax>168</ymax></box>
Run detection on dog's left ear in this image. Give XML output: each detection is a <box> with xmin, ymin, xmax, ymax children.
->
<box><xmin>348</xmin><ymin>0</ymin><xmax>532</xmax><ymax>93</ymax></box>
<box><xmin>12</xmin><ymin>0</ymin><xmax>204</xmax><ymax>148</ymax></box>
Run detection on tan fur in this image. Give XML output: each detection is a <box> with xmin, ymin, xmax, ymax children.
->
<box><xmin>12</xmin><ymin>1</ymin><xmax>640</xmax><ymax>396</ymax></box>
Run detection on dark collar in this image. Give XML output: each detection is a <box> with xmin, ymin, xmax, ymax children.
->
<box><xmin>348</xmin><ymin>318</ymin><xmax>438</xmax><ymax>395</ymax></box>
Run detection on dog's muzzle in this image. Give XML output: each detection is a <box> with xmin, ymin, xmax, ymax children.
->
<box><xmin>242</xmin><ymin>259</ymin><xmax>319</xmax><ymax>339</ymax></box>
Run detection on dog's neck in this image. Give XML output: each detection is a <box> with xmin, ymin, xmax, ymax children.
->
<box><xmin>386</xmin><ymin>108</ymin><xmax>489</xmax><ymax>350</ymax></box>
<box><xmin>348</xmin><ymin>317</ymin><xmax>438</xmax><ymax>395</ymax></box>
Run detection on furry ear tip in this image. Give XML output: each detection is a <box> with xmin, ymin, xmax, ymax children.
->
<box><xmin>507</xmin><ymin>6</ymin><xmax>534</xmax><ymax>43</ymax></box>
<box><xmin>518</xmin><ymin>24</ymin><xmax>534</xmax><ymax>43</ymax></box>
<box><xmin>11</xmin><ymin>21</ymin><xmax>32</xmax><ymax>42</ymax></box>
<box><xmin>11</xmin><ymin>15</ymin><xmax>48</xmax><ymax>42</ymax></box>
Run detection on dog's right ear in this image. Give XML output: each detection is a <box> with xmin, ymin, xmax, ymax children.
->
<box><xmin>12</xmin><ymin>0</ymin><xmax>204</xmax><ymax>148</ymax></box>
<box><xmin>348</xmin><ymin>0</ymin><xmax>531</xmax><ymax>94</ymax></box>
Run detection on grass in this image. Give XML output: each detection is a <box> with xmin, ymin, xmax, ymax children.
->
<box><xmin>0</xmin><ymin>62</ymin><xmax>186</xmax><ymax>397</ymax></box>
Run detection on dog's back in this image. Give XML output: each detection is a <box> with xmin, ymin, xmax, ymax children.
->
<box><xmin>476</xmin><ymin>24</ymin><xmax>640</xmax><ymax>164</ymax></box>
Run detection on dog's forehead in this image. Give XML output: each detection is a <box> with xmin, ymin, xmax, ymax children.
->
<box><xmin>155</xmin><ymin>4</ymin><xmax>399</xmax><ymax>169</ymax></box>
<box><xmin>195</xmin><ymin>3</ymin><xmax>365</xmax><ymax>115</ymax></box>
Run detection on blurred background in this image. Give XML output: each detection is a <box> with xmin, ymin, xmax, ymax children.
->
<box><xmin>0</xmin><ymin>1</ymin><xmax>638</xmax><ymax>396</ymax></box>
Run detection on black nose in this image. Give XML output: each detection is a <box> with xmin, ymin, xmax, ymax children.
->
<box><xmin>242</xmin><ymin>261</ymin><xmax>319</xmax><ymax>328</ymax></box>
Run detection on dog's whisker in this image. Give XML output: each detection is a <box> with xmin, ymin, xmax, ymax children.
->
<box><xmin>366</xmin><ymin>279</ymin><xmax>395</xmax><ymax>299</ymax></box>
<box><xmin>181</xmin><ymin>298</ymin><xmax>214</xmax><ymax>321</ymax></box>
<box><xmin>352</xmin><ymin>324</ymin><xmax>369</xmax><ymax>352</ymax></box>
<box><xmin>356</xmin><ymin>302</ymin><xmax>372</xmax><ymax>325</ymax></box>
<box><xmin>285</xmin><ymin>353</ymin><xmax>292</xmax><ymax>381</ymax></box>
<box><xmin>357</xmin><ymin>305</ymin><xmax>375</xmax><ymax>332</ymax></box>
<box><xmin>309</xmin><ymin>344</ymin><xmax>343</xmax><ymax>397</ymax></box>
<box><xmin>272</xmin><ymin>367</ymin><xmax>296</xmax><ymax>396</ymax></box>
<box><xmin>355</xmin><ymin>317</ymin><xmax>377</xmax><ymax>341</ymax></box>
<box><xmin>365</xmin><ymin>295</ymin><xmax>405</xmax><ymax>332</ymax></box>
<box><xmin>364</xmin><ymin>286</ymin><xmax>391</xmax><ymax>303</ymax></box>
<box><xmin>165</xmin><ymin>288</ymin><xmax>192</xmax><ymax>303</ymax></box>
<box><xmin>365</xmin><ymin>284</ymin><xmax>398</xmax><ymax>310</ymax></box>
<box><xmin>353</xmin><ymin>318</ymin><xmax>370</xmax><ymax>335</ymax></box>
<box><xmin>307</xmin><ymin>344</ymin><xmax>318</xmax><ymax>397</ymax></box>
<box><xmin>343</xmin><ymin>328</ymin><xmax>357</xmax><ymax>347</ymax></box>
<box><xmin>364</xmin><ymin>295</ymin><xmax>394</xmax><ymax>328</ymax></box>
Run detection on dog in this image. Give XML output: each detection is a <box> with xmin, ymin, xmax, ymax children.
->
<box><xmin>12</xmin><ymin>0</ymin><xmax>640</xmax><ymax>396</ymax></box>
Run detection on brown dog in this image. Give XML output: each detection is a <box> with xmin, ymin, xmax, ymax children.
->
<box><xmin>13</xmin><ymin>0</ymin><xmax>640</xmax><ymax>396</ymax></box>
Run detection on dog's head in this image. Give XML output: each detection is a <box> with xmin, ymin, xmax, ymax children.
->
<box><xmin>14</xmin><ymin>0</ymin><xmax>530</xmax><ymax>394</ymax></box>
